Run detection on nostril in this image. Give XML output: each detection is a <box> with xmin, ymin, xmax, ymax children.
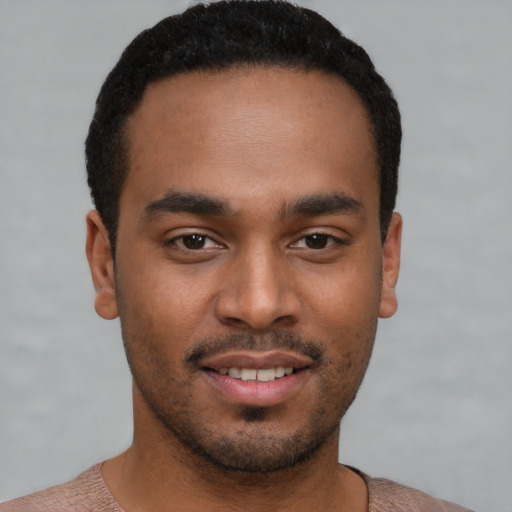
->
<box><xmin>273</xmin><ymin>315</ymin><xmax>298</xmax><ymax>328</ymax></box>
<box><xmin>223</xmin><ymin>317</ymin><xmax>251</xmax><ymax>328</ymax></box>
<box><xmin>220</xmin><ymin>314</ymin><xmax>297</xmax><ymax>331</ymax></box>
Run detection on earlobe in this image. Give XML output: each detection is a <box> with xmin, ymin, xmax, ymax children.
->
<box><xmin>379</xmin><ymin>212</ymin><xmax>402</xmax><ymax>319</ymax></box>
<box><xmin>85</xmin><ymin>210</ymin><xmax>119</xmax><ymax>320</ymax></box>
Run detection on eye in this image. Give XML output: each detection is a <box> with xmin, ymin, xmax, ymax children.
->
<box><xmin>303</xmin><ymin>234</ymin><xmax>330</xmax><ymax>249</ymax></box>
<box><xmin>169</xmin><ymin>233</ymin><xmax>223</xmax><ymax>251</ymax></box>
<box><xmin>292</xmin><ymin>233</ymin><xmax>343</xmax><ymax>250</ymax></box>
<box><xmin>182</xmin><ymin>234</ymin><xmax>209</xmax><ymax>249</ymax></box>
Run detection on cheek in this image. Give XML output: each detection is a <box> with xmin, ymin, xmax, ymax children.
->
<box><xmin>116</xmin><ymin>253</ymin><xmax>215</xmax><ymax>334</ymax></box>
<box><xmin>115</xmin><ymin>271</ymin><xmax>192</xmax><ymax>396</ymax></box>
<box><xmin>304</xmin><ymin>258</ymin><xmax>382</xmax><ymax>327</ymax></box>
<box><xmin>301</xmin><ymin>257</ymin><xmax>382</xmax><ymax>370</ymax></box>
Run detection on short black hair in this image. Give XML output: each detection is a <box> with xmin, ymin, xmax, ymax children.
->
<box><xmin>86</xmin><ymin>0</ymin><xmax>401</xmax><ymax>253</ymax></box>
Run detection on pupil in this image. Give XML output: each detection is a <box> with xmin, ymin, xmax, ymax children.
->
<box><xmin>183</xmin><ymin>234</ymin><xmax>205</xmax><ymax>249</ymax></box>
<box><xmin>306</xmin><ymin>234</ymin><xmax>328</xmax><ymax>249</ymax></box>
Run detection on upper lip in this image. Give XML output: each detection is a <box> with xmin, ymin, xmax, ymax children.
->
<box><xmin>199</xmin><ymin>350</ymin><xmax>314</xmax><ymax>371</ymax></box>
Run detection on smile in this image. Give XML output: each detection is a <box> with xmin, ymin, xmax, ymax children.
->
<box><xmin>214</xmin><ymin>367</ymin><xmax>294</xmax><ymax>382</ymax></box>
<box><xmin>199</xmin><ymin>352</ymin><xmax>312</xmax><ymax>407</ymax></box>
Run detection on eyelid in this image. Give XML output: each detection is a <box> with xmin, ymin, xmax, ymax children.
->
<box><xmin>164</xmin><ymin>230</ymin><xmax>226</xmax><ymax>250</ymax></box>
<box><xmin>291</xmin><ymin>236</ymin><xmax>344</xmax><ymax>249</ymax></box>
<box><xmin>162</xmin><ymin>228</ymin><xmax>348</xmax><ymax>252</ymax></box>
<box><xmin>289</xmin><ymin>229</ymin><xmax>349</xmax><ymax>248</ymax></box>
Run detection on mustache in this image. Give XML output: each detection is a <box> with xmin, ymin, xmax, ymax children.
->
<box><xmin>184</xmin><ymin>331</ymin><xmax>325</xmax><ymax>366</ymax></box>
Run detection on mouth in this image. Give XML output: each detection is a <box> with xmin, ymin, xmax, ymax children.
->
<box><xmin>208</xmin><ymin>366</ymin><xmax>294</xmax><ymax>382</ymax></box>
<box><xmin>199</xmin><ymin>351</ymin><xmax>313</xmax><ymax>407</ymax></box>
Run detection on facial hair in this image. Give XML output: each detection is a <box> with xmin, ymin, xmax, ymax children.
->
<box><xmin>121</xmin><ymin>327</ymin><xmax>375</xmax><ymax>474</ymax></box>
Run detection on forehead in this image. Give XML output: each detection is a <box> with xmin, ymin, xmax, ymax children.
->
<box><xmin>121</xmin><ymin>66</ymin><xmax>378</xmax><ymax>216</ymax></box>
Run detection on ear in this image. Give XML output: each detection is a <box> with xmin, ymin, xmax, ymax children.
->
<box><xmin>379</xmin><ymin>212</ymin><xmax>402</xmax><ymax>319</ymax></box>
<box><xmin>85</xmin><ymin>210</ymin><xmax>118</xmax><ymax>320</ymax></box>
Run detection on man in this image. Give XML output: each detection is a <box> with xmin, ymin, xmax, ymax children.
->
<box><xmin>1</xmin><ymin>1</ymin><xmax>473</xmax><ymax>511</ymax></box>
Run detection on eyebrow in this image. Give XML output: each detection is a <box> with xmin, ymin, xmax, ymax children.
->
<box><xmin>284</xmin><ymin>193</ymin><xmax>364</xmax><ymax>218</ymax></box>
<box><xmin>141</xmin><ymin>190</ymin><xmax>363</xmax><ymax>221</ymax></box>
<box><xmin>142</xmin><ymin>191</ymin><xmax>231</xmax><ymax>220</ymax></box>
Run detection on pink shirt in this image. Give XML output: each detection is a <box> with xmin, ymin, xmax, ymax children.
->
<box><xmin>1</xmin><ymin>463</ymin><xmax>473</xmax><ymax>511</ymax></box>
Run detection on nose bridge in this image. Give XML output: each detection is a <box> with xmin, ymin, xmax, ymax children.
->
<box><xmin>216</xmin><ymin>242</ymin><xmax>299</xmax><ymax>330</ymax></box>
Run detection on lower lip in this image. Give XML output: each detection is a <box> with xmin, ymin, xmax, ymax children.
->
<box><xmin>202</xmin><ymin>370</ymin><xmax>309</xmax><ymax>407</ymax></box>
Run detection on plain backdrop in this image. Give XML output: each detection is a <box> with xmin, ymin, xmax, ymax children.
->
<box><xmin>1</xmin><ymin>1</ymin><xmax>511</xmax><ymax>511</ymax></box>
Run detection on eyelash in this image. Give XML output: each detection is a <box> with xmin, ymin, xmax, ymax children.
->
<box><xmin>164</xmin><ymin>231</ymin><xmax>347</xmax><ymax>252</ymax></box>
<box><xmin>291</xmin><ymin>233</ymin><xmax>347</xmax><ymax>250</ymax></box>
<box><xmin>164</xmin><ymin>233</ymin><xmax>222</xmax><ymax>251</ymax></box>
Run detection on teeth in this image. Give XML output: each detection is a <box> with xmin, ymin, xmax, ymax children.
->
<box><xmin>228</xmin><ymin>368</ymin><xmax>241</xmax><ymax>378</ymax></box>
<box><xmin>240</xmin><ymin>369</ymin><xmax>257</xmax><ymax>381</ymax></box>
<box><xmin>275</xmin><ymin>367</ymin><xmax>286</xmax><ymax>378</ymax></box>
<box><xmin>218</xmin><ymin>367</ymin><xmax>295</xmax><ymax>381</ymax></box>
<box><xmin>257</xmin><ymin>368</ymin><xmax>276</xmax><ymax>382</ymax></box>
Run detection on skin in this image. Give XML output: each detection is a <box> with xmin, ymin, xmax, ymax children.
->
<box><xmin>86</xmin><ymin>67</ymin><xmax>401</xmax><ymax>512</ymax></box>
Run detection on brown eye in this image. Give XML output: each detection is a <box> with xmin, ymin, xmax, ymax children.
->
<box><xmin>182</xmin><ymin>234</ymin><xmax>207</xmax><ymax>249</ymax></box>
<box><xmin>304</xmin><ymin>234</ymin><xmax>329</xmax><ymax>249</ymax></box>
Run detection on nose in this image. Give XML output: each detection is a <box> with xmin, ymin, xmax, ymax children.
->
<box><xmin>214</xmin><ymin>245</ymin><xmax>301</xmax><ymax>331</ymax></box>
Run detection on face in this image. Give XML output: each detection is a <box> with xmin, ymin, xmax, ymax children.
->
<box><xmin>87</xmin><ymin>67</ymin><xmax>401</xmax><ymax>473</ymax></box>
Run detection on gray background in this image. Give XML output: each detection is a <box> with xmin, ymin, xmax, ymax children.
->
<box><xmin>1</xmin><ymin>1</ymin><xmax>511</xmax><ymax>511</ymax></box>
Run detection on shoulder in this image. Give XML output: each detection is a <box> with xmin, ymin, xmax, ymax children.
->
<box><xmin>351</xmin><ymin>468</ymin><xmax>475</xmax><ymax>512</ymax></box>
<box><xmin>0</xmin><ymin>464</ymin><xmax>123</xmax><ymax>512</ymax></box>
